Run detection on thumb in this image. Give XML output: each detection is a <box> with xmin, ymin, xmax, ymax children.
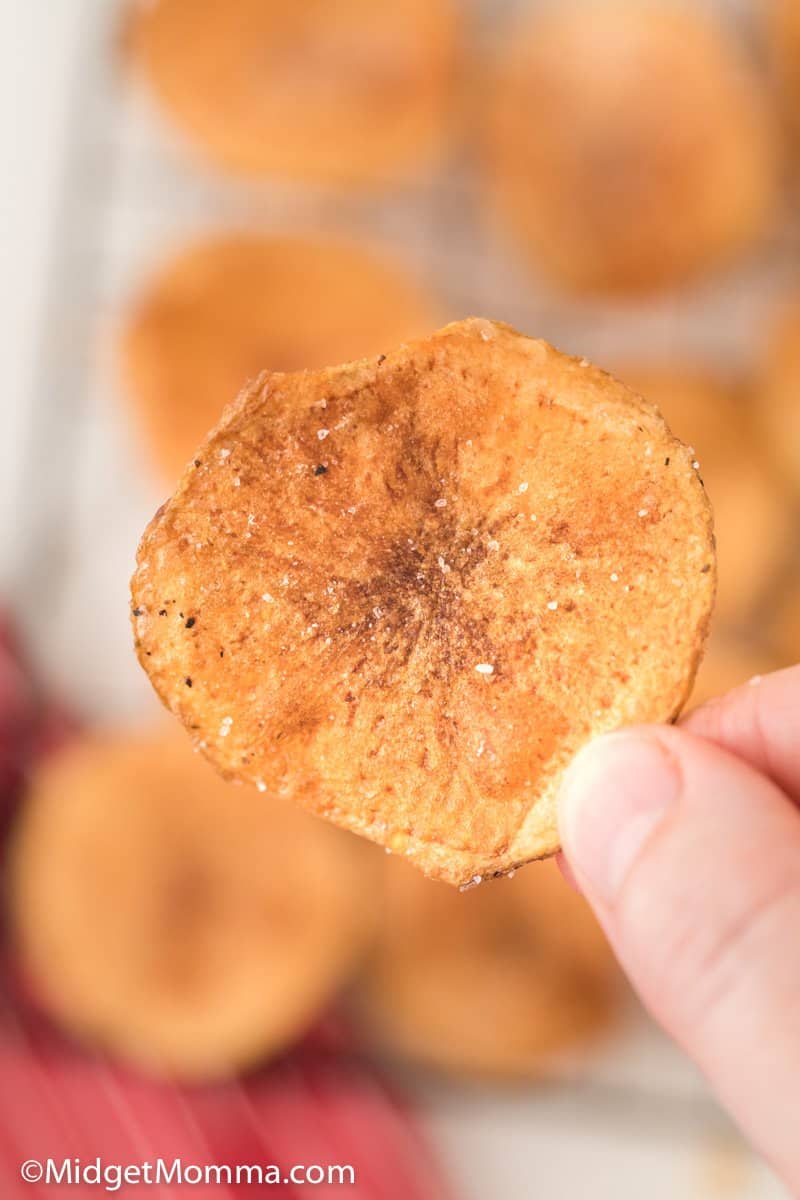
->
<box><xmin>559</xmin><ymin>725</ymin><xmax>800</xmax><ymax>1191</ymax></box>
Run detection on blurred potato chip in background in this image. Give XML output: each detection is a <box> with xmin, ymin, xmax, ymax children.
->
<box><xmin>356</xmin><ymin>856</ymin><xmax>619</xmax><ymax>1081</ymax></box>
<box><xmin>9</xmin><ymin>732</ymin><xmax>374</xmax><ymax>1080</ymax></box>
<box><xmin>766</xmin><ymin>0</ymin><xmax>800</xmax><ymax>142</ymax></box>
<box><xmin>758</xmin><ymin>298</ymin><xmax>800</xmax><ymax>495</ymax></box>
<box><xmin>128</xmin><ymin>0</ymin><xmax>460</xmax><ymax>186</ymax></box>
<box><xmin>765</xmin><ymin>564</ymin><xmax>800</xmax><ymax>665</ymax></box>
<box><xmin>121</xmin><ymin>233</ymin><xmax>438</xmax><ymax>479</ymax></box>
<box><xmin>689</xmin><ymin>628</ymin><xmax>781</xmax><ymax>709</ymax></box>
<box><xmin>614</xmin><ymin>368</ymin><xmax>791</xmax><ymax>628</ymax></box>
<box><xmin>484</xmin><ymin>0</ymin><xmax>780</xmax><ymax>294</ymax></box>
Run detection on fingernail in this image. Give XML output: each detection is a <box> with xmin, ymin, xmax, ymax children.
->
<box><xmin>559</xmin><ymin>732</ymin><xmax>680</xmax><ymax>907</ymax></box>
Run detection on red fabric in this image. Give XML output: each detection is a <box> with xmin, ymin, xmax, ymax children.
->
<box><xmin>0</xmin><ymin>1010</ymin><xmax>453</xmax><ymax>1199</ymax></box>
<box><xmin>0</xmin><ymin>615</ymin><xmax>79</xmax><ymax>845</ymax></box>
<box><xmin>0</xmin><ymin>611</ymin><xmax>453</xmax><ymax>1200</ymax></box>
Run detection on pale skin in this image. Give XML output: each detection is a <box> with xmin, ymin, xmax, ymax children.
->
<box><xmin>558</xmin><ymin>665</ymin><xmax>800</xmax><ymax>1192</ymax></box>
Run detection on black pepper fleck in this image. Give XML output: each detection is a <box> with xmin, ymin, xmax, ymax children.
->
<box><xmin>313</xmin><ymin>464</ymin><xmax>328</xmax><ymax>476</ymax></box>
<box><xmin>194</xmin><ymin>459</ymin><xmax>202</xmax><ymax>467</ymax></box>
<box><xmin>219</xmin><ymin>649</ymin><xmax>224</xmax><ymax>657</ymax></box>
<box><xmin>665</xmin><ymin>457</ymin><xmax>670</xmax><ymax>466</ymax></box>
<box><xmin>132</xmin><ymin>607</ymin><xmax>143</xmax><ymax>617</ymax></box>
<box><xmin>158</xmin><ymin>609</ymin><xmax>167</xmax><ymax>616</ymax></box>
<box><xmin>377</xmin><ymin>354</ymin><xmax>387</xmax><ymax>365</ymax></box>
<box><xmin>185</xmin><ymin>617</ymin><xmax>196</xmax><ymax>628</ymax></box>
<box><xmin>185</xmin><ymin>677</ymin><xmax>193</xmax><ymax>687</ymax></box>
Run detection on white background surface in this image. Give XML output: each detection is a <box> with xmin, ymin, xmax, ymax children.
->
<box><xmin>0</xmin><ymin>3</ymin><xmax>788</xmax><ymax>1196</ymax></box>
<box><xmin>1</xmin><ymin>5</ymin><xmax>81</xmax><ymax>576</ymax></box>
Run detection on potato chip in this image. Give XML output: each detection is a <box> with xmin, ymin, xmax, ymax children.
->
<box><xmin>766</xmin><ymin>568</ymin><xmax>800</xmax><ymax>668</ymax></box>
<box><xmin>485</xmin><ymin>1</ymin><xmax>778</xmax><ymax>293</ymax></box>
<box><xmin>10</xmin><ymin>733</ymin><xmax>372</xmax><ymax>1079</ymax></box>
<box><xmin>132</xmin><ymin>319</ymin><xmax>715</xmax><ymax>885</ymax></box>
<box><xmin>690</xmin><ymin>629</ymin><xmax>780</xmax><ymax>709</ymax></box>
<box><xmin>130</xmin><ymin>0</ymin><xmax>458</xmax><ymax>184</ymax></box>
<box><xmin>617</xmin><ymin>369</ymin><xmax>789</xmax><ymax>626</ymax></box>
<box><xmin>759</xmin><ymin>300</ymin><xmax>800</xmax><ymax>495</ymax></box>
<box><xmin>356</xmin><ymin>856</ymin><xmax>617</xmax><ymax>1078</ymax></box>
<box><xmin>767</xmin><ymin>0</ymin><xmax>800</xmax><ymax>138</ymax></box>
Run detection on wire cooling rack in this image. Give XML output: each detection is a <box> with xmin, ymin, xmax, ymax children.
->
<box><xmin>8</xmin><ymin>1</ymin><xmax>792</xmax><ymax>1195</ymax></box>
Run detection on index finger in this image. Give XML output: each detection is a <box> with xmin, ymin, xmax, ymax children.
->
<box><xmin>682</xmin><ymin>663</ymin><xmax>800</xmax><ymax>803</ymax></box>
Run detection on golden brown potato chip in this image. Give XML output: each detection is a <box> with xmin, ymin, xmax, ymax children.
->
<box><xmin>131</xmin><ymin>318</ymin><xmax>716</xmax><ymax>886</ymax></box>
<box><xmin>759</xmin><ymin>300</ymin><xmax>800</xmax><ymax>494</ymax></box>
<box><xmin>9</xmin><ymin>733</ymin><xmax>372</xmax><ymax>1080</ymax></box>
<box><xmin>129</xmin><ymin>0</ymin><xmax>458</xmax><ymax>184</ymax></box>
<box><xmin>355</xmin><ymin>857</ymin><xmax>617</xmax><ymax>1078</ymax></box>
<box><xmin>616</xmin><ymin>369</ymin><xmax>790</xmax><ymax>626</ymax></box>
<box><xmin>484</xmin><ymin>1</ymin><xmax>778</xmax><ymax>293</ymax></box>
<box><xmin>121</xmin><ymin>234</ymin><xmax>437</xmax><ymax>480</ymax></box>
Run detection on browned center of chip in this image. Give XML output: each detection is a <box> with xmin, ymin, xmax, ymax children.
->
<box><xmin>132</xmin><ymin>320</ymin><xmax>715</xmax><ymax>884</ymax></box>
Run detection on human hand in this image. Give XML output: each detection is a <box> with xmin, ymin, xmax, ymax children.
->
<box><xmin>558</xmin><ymin>666</ymin><xmax>800</xmax><ymax>1190</ymax></box>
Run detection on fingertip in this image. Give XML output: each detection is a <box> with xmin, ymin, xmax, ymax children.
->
<box><xmin>555</xmin><ymin>851</ymin><xmax>581</xmax><ymax>893</ymax></box>
<box><xmin>681</xmin><ymin>665</ymin><xmax>800</xmax><ymax>802</ymax></box>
